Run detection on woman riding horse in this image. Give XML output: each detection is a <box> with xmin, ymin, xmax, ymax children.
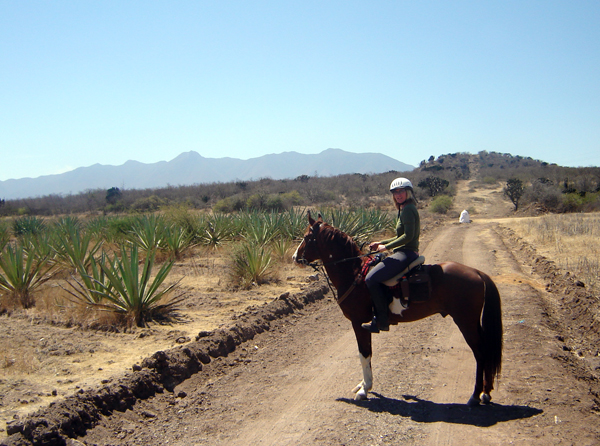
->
<box><xmin>363</xmin><ymin>177</ymin><xmax>420</xmax><ymax>333</ymax></box>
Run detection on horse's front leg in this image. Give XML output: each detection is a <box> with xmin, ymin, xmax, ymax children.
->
<box><xmin>351</xmin><ymin>322</ymin><xmax>373</xmax><ymax>400</ymax></box>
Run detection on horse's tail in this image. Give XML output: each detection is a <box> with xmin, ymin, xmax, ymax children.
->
<box><xmin>479</xmin><ymin>271</ymin><xmax>503</xmax><ymax>387</ymax></box>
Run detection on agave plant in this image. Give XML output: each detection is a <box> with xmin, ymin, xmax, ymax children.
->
<box><xmin>281</xmin><ymin>208</ymin><xmax>309</xmax><ymax>240</ymax></box>
<box><xmin>270</xmin><ymin>237</ymin><xmax>293</xmax><ymax>263</ymax></box>
<box><xmin>20</xmin><ymin>230</ymin><xmax>57</xmax><ymax>265</ymax></box>
<box><xmin>12</xmin><ymin>216</ymin><xmax>46</xmax><ymax>238</ymax></box>
<box><xmin>197</xmin><ymin>214</ymin><xmax>234</xmax><ymax>249</ymax></box>
<box><xmin>231</xmin><ymin>242</ymin><xmax>274</xmax><ymax>288</ymax></box>
<box><xmin>72</xmin><ymin>245</ymin><xmax>183</xmax><ymax>327</ymax></box>
<box><xmin>52</xmin><ymin>225</ymin><xmax>103</xmax><ymax>273</ymax></box>
<box><xmin>86</xmin><ymin>216</ymin><xmax>111</xmax><ymax>241</ymax></box>
<box><xmin>161</xmin><ymin>224</ymin><xmax>196</xmax><ymax>260</ymax></box>
<box><xmin>239</xmin><ymin>211</ymin><xmax>282</xmax><ymax>246</ymax></box>
<box><xmin>54</xmin><ymin>216</ymin><xmax>82</xmax><ymax>235</ymax></box>
<box><xmin>0</xmin><ymin>242</ymin><xmax>54</xmax><ymax>308</ymax></box>
<box><xmin>0</xmin><ymin>224</ymin><xmax>10</xmax><ymax>252</ymax></box>
<box><xmin>62</xmin><ymin>251</ymin><xmax>115</xmax><ymax>305</ymax></box>
<box><xmin>127</xmin><ymin>214</ymin><xmax>168</xmax><ymax>254</ymax></box>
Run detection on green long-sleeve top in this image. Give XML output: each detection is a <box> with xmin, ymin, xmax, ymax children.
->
<box><xmin>381</xmin><ymin>203</ymin><xmax>420</xmax><ymax>252</ymax></box>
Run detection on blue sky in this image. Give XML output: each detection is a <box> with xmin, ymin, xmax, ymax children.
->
<box><xmin>1</xmin><ymin>1</ymin><xmax>599</xmax><ymax>182</ymax></box>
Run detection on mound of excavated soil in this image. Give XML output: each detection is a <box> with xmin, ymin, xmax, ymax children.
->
<box><xmin>499</xmin><ymin>226</ymin><xmax>600</xmax><ymax>376</ymax></box>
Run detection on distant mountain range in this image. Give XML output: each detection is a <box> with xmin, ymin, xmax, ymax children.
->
<box><xmin>0</xmin><ymin>149</ymin><xmax>414</xmax><ymax>200</ymax></box>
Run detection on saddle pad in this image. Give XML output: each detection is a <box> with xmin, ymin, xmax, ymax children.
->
<box><xmin>382</xmin><ymin>255</ymin><xmax>426</xmax><ymax>287</ymax></box>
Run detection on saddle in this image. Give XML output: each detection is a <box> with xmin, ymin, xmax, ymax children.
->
<box><xmin>383</xmin><ymin>255</ymin><xmax>432</xmax><ymax>305</ymax></box>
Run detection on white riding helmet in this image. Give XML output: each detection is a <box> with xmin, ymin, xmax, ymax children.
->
<box><xmin>389</xmin><ymin>177</ymin><xmax>413</xmax><ymax>192</ymax></box>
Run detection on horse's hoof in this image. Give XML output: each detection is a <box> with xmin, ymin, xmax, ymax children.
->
<box><xmin>354</xmin><ymin>390</ymin><xmax>368</xmax><ymax>401</ymax></box>
<box><xmin>481</xmin><ymin>393</ymin><xmax>492</xmax><ymax>404</ymax></box>
<box><xmin>467</xmin><ymin>396</ymin><xmax>481</xmax><ymax>407</ymax></box>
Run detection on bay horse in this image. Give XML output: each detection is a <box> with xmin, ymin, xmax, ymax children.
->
<box><xmin>292</xmin><ymin>212</ymin><xmax>503</xmax><ymax>406</ymax></box>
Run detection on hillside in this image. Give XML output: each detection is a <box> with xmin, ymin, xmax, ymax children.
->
<box><xmin>0</xmin><ymin>149</ymin><xmax>413</xmax><ymax>200</ymax></box>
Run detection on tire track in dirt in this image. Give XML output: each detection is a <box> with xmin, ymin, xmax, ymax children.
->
<box><xmin>418</xmin><ymin>223</ymin><xmax>480</xmax><ymax>446</ymax></box>
<box><xmin>222</xmin><ymin>325</ymin><xmax>358</xmax><ymax>446</ymax></box>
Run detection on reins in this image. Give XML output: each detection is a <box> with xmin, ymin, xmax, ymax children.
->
<box><xmin>306</xmin><ymin>252</ymin><xmax>377</xmax><ymax>305</ymax></box>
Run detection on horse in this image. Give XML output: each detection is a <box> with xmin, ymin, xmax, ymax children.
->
<box><xmin>292</xmin><ymin>212</ymin><xmax>503</xmax><ymax>406</ymax></box>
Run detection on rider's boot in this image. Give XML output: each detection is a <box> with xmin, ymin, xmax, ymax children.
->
<box><xmin>361</xmin><ymin>315</ymin><xmax>389</xmax><ymax>333</ymax></box>
<box><xmin>363</xmin><ymin>282</ymin><xmax>391</xmax><ymax>333</ymax></box>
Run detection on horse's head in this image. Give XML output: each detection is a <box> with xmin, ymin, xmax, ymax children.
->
<box><xmin>292</xmin><ymin>211</ymin><xmax>324</xmax><ymax>266</ymax></box>
<box><xmin>293</xmin><ymin>211</ymin><xmax>362</xmax><ymax>268</ymax></box>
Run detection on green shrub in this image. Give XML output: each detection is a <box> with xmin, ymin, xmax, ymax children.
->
<box><xmin>162</xmin><ymin>205</ymin><xmax>198</xmax><ymax>235</ymax></box>
<box><xmin>429</xmin><ymin>195</ymin><xmax>453</xmax><ymax>214</ymax></box>
<box><xmin>105</xmin><ymin>216</ymin><xmax>138</xmax><ymax>243</ymax></box>
<box><xmin>131</xmin><ymin>195</ymin><xmax>167</xmax><ymax>212</ymax></box>
<box><xmin>281</xmin><ymin>190</ymin><xmax>304</xmax><ymax>207</ymax></box>
<box><xmin>213</xmin><ymin>196</ymin><xmax>245</xmax><ymax>213</ymax></box>
<box><xmin>265</xmin><ymin>195</ymin><xmax>285</xmax><ymax>212</ymax></box>
<box><xmin>560</xmin><ymin>192</ymin><xmax>600</xmax><ymax>213</ymax></box>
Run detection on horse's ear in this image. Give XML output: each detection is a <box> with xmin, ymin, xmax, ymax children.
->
<box><xmin>317</xmin><ymin>213</ymin><xmax>323</xmax><ymax>222</ymax></box>
<box><xmin>308</xmin><ymin>210</ymin><xmax>315</xmax><ymax>226</ymax></box>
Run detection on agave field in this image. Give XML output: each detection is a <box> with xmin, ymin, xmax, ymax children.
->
<box><xmin>0</xmin><ymin>208</ymin><xmax>394</xmax><ymax>329</ymax></box>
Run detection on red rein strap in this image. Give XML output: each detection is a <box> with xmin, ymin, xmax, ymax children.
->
<box><xmin>337</xmin><ymin>255</ymin><xmax>379</xmax><ymax>305</ymax></box>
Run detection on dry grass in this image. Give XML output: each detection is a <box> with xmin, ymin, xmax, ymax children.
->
<box><xmin>0</xmin><ymin>343</ymin><xmax>39</xmax><ymax>375</ymax></box>
<box><xmin>499</xmin><ymin>213</ymin><xmax>600</xmax><ymax>293</ymax></box>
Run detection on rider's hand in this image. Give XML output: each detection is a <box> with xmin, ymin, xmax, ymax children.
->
<box><xmin>376</xmin><ymin>244</ymin><xmax>387</xmax><ymax>253</ymax></box>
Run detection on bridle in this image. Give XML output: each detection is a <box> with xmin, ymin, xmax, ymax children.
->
<box><xmin>297</xmin><ymin>222</ymin><xmax>373</xmax><ymax>304</ymax></box>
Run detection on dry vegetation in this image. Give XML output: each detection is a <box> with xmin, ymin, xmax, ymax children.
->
<box><xmin>499</xmin><ymin>213</ymin><xmax>600</xmax><ymax>294</ymax></box>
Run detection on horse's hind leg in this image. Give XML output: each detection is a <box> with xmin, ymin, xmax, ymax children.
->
<box><xmin>453</xmin><ymin>317</ymin><xmax>486</xmax><ymax>406</ymax></box>
<box><xmin>468</xmin><ymin>360</ymin><xmax>485</xmax><ymax>406</ymax></box>
<box><xmin>481</xmin><ymin>367</ymin><xmax>495</xmax><ymax>404</ymax></box>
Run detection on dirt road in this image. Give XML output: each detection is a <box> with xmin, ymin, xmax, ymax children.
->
<box><xmin>76</xmin><ymin>213</ymin><xmax>600</xmax><ymax>444</ymax></box>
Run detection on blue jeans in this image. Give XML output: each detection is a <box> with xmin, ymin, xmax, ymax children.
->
<box><xmin>365</xmin><ymin>249</ymin><xmax>419</xmax><ymax>324</ymax></box>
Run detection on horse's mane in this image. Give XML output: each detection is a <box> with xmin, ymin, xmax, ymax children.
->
<box><xmin>319</xmin><ymin>223</ymin><xmax>362</xmax><ymax>259</ymax></box>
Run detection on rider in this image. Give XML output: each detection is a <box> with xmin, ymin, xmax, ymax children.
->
<box><xmin>362</xmin><ymin>177</ymin><xmax>421</xmax><ymax>333</ymax></box>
